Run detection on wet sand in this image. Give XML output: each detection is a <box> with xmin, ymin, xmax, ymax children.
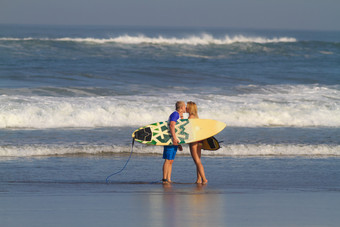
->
<box><xmin>1</xmin><ymin>184</ymin><xmax>340</xmax><ymax>227</ymax></box>
<box><xmin>1</xmin><ymin>156</ymin><xmax>340</xmax><ymax>227</ymax></box>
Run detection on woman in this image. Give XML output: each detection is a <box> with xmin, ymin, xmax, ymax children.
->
<box><xmin>187</xmin><ymin>101</ymin><xmax>208</xmax><ymax>184</ymax></box>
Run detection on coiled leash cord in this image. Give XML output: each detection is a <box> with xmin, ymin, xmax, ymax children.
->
<box><xmin>105</xmin><ymin>138</ymin><xmax>134</xmax><ymax>183</ymax></box>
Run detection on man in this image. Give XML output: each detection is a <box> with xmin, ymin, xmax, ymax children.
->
<box><xmin>162</xmin><ymin>101</ymin><xmax>186</xmax><ymax>184</ymax></box>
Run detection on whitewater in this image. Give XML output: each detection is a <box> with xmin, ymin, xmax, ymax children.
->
<box><xmin>0</xmin><ymin>33</ymin><xmax>297</xmax><ymax>45</ymax></box>
<box><xmin>0</xmin><ymin>25</ymin><xmax>339</xmax><ymax>157</ymax></box>
<box><xmin>0</xmin><ymin>84</ymin><xmax>340</xmax><ymax>129</ymax></box>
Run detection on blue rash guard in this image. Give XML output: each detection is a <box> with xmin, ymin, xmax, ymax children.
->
<box><xmin>168</xmin><ymin>111</ymin><xmax>180</xmax><ymax>123</ymax></box>
<box><xmin>163</xmin><ymin>111</ymin><xmax>180</xmax><ymax>160</ymax></box>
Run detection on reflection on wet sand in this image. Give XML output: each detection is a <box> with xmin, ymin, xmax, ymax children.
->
<box><xmin>148</xmin><ymin>184</ymin><xmax>225</xmax><ymax>227</ymax></box>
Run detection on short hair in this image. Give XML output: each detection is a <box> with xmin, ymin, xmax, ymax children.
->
<box><xmin>175</xmin><ymin>101</ymin><xmax>185</xmax><ymax>111</ymax></box>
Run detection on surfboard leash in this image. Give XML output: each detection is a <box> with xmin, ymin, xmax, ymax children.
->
<box><xmin>105</xmin><ymin>138</ymin><xmax>135</xmax><ymax>183</ymax></box>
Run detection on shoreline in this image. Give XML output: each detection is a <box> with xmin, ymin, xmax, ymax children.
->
<box><xmin>1</xmin><ymin>155</ymin><xmax>340</xmax><ymax>227</ymax></box>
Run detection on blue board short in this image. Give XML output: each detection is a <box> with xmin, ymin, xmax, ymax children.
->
<box><xmin>163</xmin><ymin>145</ymin><xmax>178</xmax><ymax>160</ymax></box>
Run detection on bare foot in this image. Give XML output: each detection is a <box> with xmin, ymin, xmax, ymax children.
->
<box><xmin>162</xmin><ymin>179</ymin><xmax>170</xmax><ymax>184</ymax></box>
<box><xmin>202</xmin><ymin>179</ymin><xmax>208</xmax><ymax>185</ymax></box>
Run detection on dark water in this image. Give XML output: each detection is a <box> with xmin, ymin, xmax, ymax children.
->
<box><xmin>1</xmin><ymin>25</ymin><xmax>339</xmax><ymax>157</ymax></box>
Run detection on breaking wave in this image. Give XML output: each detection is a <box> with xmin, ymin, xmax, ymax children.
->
<box><xmin>0</xmin><ymin>33</ymin><xmax>297</xmax><ymax>45</ymax></box>
<box><xmin>1</xmin><ymin>144</ymin><xmax>339</xmax><ymax>157</ymax></box>
<box><xmin>0</xmin><ymin>85</ymin><xmax>339</xmax><ymax>129</ymax></box>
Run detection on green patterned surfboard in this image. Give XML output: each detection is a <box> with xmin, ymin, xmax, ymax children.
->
<box><xmin>132</xmin><ymin>119</ymin><xmax>226</xmax><ymax>146</ymax></box>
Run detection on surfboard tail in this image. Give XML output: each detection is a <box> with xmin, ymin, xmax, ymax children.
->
<box><xmin>132</xmin><ymin>127</ymin><xmax>152</xmax><ymax>141</ymax></box>
<box><xmin>202</xmin><ymin>136</ymin><xmax>221</xmax><ymax>151</ymax></box>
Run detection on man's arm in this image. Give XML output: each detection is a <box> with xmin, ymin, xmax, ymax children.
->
<box><xmin>170</xmin><ymin>121</ymin><xmax>183</xmax><ymax>151</ymax></box>
<box><xmin>169</xmin><ymin>121</ymin><xmax>178</xmax><ymax>145</ymax></box>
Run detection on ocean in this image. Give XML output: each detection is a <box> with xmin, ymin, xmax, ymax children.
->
<box><xmin>1</xmin><ymin>24</ymin><xmax>339</xmax><ymax>157</ymax></box>
<box><xmin>1</xmin><ymin>24</ymin><xmax>340</xmax><ymax>227</ymax></box>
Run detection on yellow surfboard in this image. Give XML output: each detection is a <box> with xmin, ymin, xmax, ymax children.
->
<box><xmin>132</xmin><ymin>119</ymin><xmax>226</xmax><ymax>146</ymax></box>
<box><xmin>202</xmin><ymin>136</ymin><xmax>221</xmax><ymax>151</ymax></box>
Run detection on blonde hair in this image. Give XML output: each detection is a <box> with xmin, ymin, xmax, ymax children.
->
<box><xmin>176</xmin><ymin>101</ymin><xmax>185</xmax><ymax>111</ymax></box>
<box><xmin>187</xmin><ymin>101</ymin><xmax>198</xmax><ymax>118</ymax></box>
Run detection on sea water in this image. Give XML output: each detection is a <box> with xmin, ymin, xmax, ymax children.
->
<box><xmin>0</xmin><ymin>25</ymin><xmax>339</xmax><ymax>158</ymax></box>
<box><xmin>0</xmin><ymin>25</ymin><xmax>340</xmax><ymax>176</ymax></box>
<box><xmin>1</xmin><ymin>24</ymin><xmax>340</xmax><ymax>227</ymax></box>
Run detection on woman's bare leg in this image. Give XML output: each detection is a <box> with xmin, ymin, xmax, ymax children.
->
<box><xmin>190</xmin><ymin>142</ymin><xmax>207</xmax><ymax>184</ymax></box>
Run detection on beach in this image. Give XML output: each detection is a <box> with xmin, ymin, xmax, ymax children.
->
<box><xmin>2</xmin><ymin>190</ymin><xmax>340</xmax><ymax>227</ymax></box>
<box><xmin>1</xmin><ymin>155</ymin><xmax>340</xmax><ymax>227</ymax></box>
<box><xmin>0</xmin><ymin>25</ymin><xmax>340</xmax><ymax>226</ymax></box>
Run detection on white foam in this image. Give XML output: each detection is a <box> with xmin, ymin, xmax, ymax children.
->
<box><xmin>0</xmin><ymin>145</ymin><xmax>124</xmax><ymax>157</ymax></box>
<box><xmin>0</xmin><ymin>33</ymin><xmax>297</xmax><ymax>45</ymax></box>
<box><xmin>211</xmin><ymin>144</ymin><xmax>340</xmax><ymax>156</ymax></box>
<box><xmin>135</xmin><ymin>144</ymin><xmax>340</xmax><ymax>157</ymax></box>
<box><xmin>1</xmin><ymin>85</ymin><xmax>339</xmax><ymax>129</ymax></box>
<box><xmin>205</xmin><ymin>85</ymin><xmax>340</xmax><ymax>127</ymax></box>
<box><xmin>1</xmin><ymin>144</ymin><xmax>339</xmax><ymax>157</ymax></box>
